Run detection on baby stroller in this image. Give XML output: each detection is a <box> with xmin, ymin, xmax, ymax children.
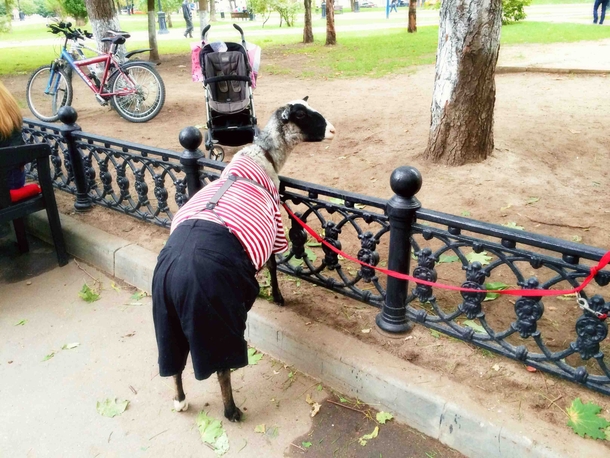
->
<box><xmin>196</xmin><ymin>24</ymin><xmax>261</xmax><ymax>161</ymax></box>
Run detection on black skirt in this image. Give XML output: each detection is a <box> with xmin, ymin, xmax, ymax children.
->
<box><xmin>152</xmin><ymin>219</ymin><xmax>259</xmax><ymax>380</ymax></box>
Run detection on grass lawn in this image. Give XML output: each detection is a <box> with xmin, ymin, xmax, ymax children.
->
<box><xmin>1</xmin><ymin>21</ymin><xmax>609</xmax><ymax>77</ymax></box>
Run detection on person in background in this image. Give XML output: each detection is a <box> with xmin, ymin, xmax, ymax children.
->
<box><xmin>593</xmin><ymin>0</ymin><xmax>609</xmax><ymax>24</ymax></box>
<box><xmin>182</xmin><ymin>0</ymin><xmax>194</xmax><ymax>38</ymax></box>
<box><xmin>0</xmin><ymin>81</ymin><xmax>26</xmax><ymax>190</ymax></box>
<box><xmin>390</xmin><ymin>0</ymin><xmax>398</xmax><ymax>13</ymax></box>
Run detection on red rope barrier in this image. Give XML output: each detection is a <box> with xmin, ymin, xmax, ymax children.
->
<box><xmin>282</xmin><ymin>203</ymin><xmax>610</xmax><ymax>301</ymax></box>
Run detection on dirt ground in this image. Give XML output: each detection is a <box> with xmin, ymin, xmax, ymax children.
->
<box><xmin>2</xmin><ymin>39</ymin><xmax>610</xmax><ymax>448</ymax></box>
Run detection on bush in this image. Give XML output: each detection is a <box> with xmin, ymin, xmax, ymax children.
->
<box><xmin>502</xmin><ymin>0</ymin><xmax>531</xmax><ymax>25</ymax></box>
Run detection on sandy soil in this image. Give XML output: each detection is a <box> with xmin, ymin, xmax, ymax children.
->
<box><xmin>2</xmin><ymin>39</ymin><xmax>610</xmax><ymax>446</ymax></box>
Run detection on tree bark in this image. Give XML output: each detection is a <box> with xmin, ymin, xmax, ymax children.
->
<box><xmin>408</xmin><ymin>0</ymin><xmax>416</xmax><ymax>33</ymax></box>
<box><xmin>210</xmin><ymin>0</ymin><xmax>216</xmax><ymax>21</ymax></box>
<box><xmin>147</xmin><ymin>0</ymin><xmax>160</xmax><ymax>63</ymax></box>
<box><xmin>84</xmin><ymin>0</ymin><xmax>122</xmax><ymax>53</ymax></box>
<box><xmin>325</xmin><ymin>0</ymin><xmax>336</xmax><ymax>45</ymax></box>
<box><xmin>303</xmin><ymin>0</ymin><xmax>313</xmax><ymax>43</ymax></box>
<box><xmin>198</xmin><ymin>0</ymin><xmax>208</xmax><ymax>40</ymax></box>
<box><xmin>423</xmin><ymin>0</ymin><xmax>502</xmax><ymax>165</ymax></box>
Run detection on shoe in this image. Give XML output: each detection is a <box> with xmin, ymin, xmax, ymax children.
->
<box><xmin>216</xmin><ymin>72</ymin><xmax>228</xmax><ymax>93</ymax></box>
<box><xmin>229</xmin><ymin>71</ymin><xmax>242</xmax><ymax>93</ymax></box>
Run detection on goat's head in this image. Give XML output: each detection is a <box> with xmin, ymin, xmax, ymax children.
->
<box><xmin>279</xmin><ymin>97</ymin><xmax>335</xmax><ymax>142</ymax></box>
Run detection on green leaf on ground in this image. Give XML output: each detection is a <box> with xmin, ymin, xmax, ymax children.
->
<box><xmin>42</xmin><ymin>352</ymin><xmax>55</xmax><ymax>361</ymax></box>
<box><xmin>438</xmin><ymin>254</ymin><xmax>459</xmax><ymax>264</ymax></box>
<box><xmin>254</xmin><ymin>424</ymin><xmax>266</xmax><ymax>433</ymax></box>
<box><xmin>316</xmin><ymin>384</ymin><xmax>323</xmax><ymax>391</ymax></box>
<box><xmin>15</xmin><ymin>319</ymin><xmax>27</xmax><ymax>326</ymax></box>
<box><xmin>502</xmin><ymin>221</ymin><xmax>525</xmax><ymax>230</ymax></box>
<box><xmin>430</xmin><ymin>329</ymin><xmax>441</xmax><ymax>339</ymax></box>
<box><xmin>329</xmin><ymin>197</ymin><xmax>345</xmax><ymax>205</ymax></box>
<box><xmin>339</xmin><ymin>396</ymin><xmax>348</xmax><ymax>403</ymax></box>
<box><xmin>62</xmin><ymin>342</ymin><xmax>80</xmax><ymax>350</ymax></box>
<box><xmin>266</xmin><ymin>426</ymin><xmax>279</xmax><ymax>439</ymax></box>
<box><xmin>197</xmin><ymin>411</ymin><xmax>229</xmax><ymax>455</ymax></box>
<box><xmin>466</xmin><ymin>251</ymin><xmax>492</xmax><ymax>265</ymax></box>
<box><xmin>358</xmin><ymin>426</ymin><xmax>379</xmax><ymax>446</ymax></box>
<box><xmin>461</xmin><ymin>211</ymin><xmax>471</xmax><ymax>217</ymax></box>
<box><xmin>79</xmin><ymin>284</ymin><xmax>100</xmax><ymax>303</ymax></box>
<box><xmin>463</xmin><ymin>320</ymin><xmax>486</xmax><ymax>334</ymax></box>
<box><xmin>525</xmin><ymin>197</ymin><xmax>540</xmax><ymax>205</ymax></box>
<box><xmin>483</xmin><ymin>282</ymin><xmax>510</xmax><ymax>301</ymax></box>
<box><xmin>376</xmin><ymin>411</ymin><xmax>394</xmax><ymax>424</ymax></box>
<box><xmin>302</xmin><ymin>441</ymin><xmax>312</xmax><ymax>448</ymax></box>
<box><xmin>567</xmin><ymin>398</ymin><xmax>610</xmax><ymax>439</ymax></box>
<box><xmin>96</xmin><ymin>398</ymin><xmax>129</xmax><ymax>418</ymax></box>
<box><xmin>248</xmin><ymin>348</ymin><xmax>263</xmax><ymax>365</ymax></box>
<box><xmin>130</xmin><ymin>290</ymin><xmax>147</xmax><ymax>300</ymax></box>
<box><xmin>572</xmin><ymin>235</ymin><xmax>583</xmax><ymax>243</ymax></box>
<box><xmin>110</xmin><ymin>282</ymin><xmax>122</xmax><ymax>292</ymax></box>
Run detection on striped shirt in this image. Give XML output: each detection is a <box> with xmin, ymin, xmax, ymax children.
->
<box><xmin>171</xmin><ymin>155</ymin><xmax>288</xmax><ymax>271</ymax></box>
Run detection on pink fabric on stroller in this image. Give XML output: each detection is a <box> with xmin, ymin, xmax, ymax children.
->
<box><xmin>191</xmin><ymin>41</ymin><xmax>260</xmax><ymax>89</ymax></box>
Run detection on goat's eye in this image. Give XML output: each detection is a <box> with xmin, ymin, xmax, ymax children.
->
<box><xmin>295</xmin><ymin>110</ymin><xmax>306</xmax><ymax>119</ymax></box>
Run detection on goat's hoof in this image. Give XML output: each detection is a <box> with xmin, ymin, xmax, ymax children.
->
<box><xmin>224</xmin><ymin>406</ymin><xmax>243</xmax><ymax>422</ymax></box>
<box><xmin>273</xmin><ymin>294</ymin><xmax>285</xmax><ymax>307</ymax></box>
<box><xmin>174</xmin><ymin>399</ymin><xmax>189</xmax><ymax>412</ymax></box>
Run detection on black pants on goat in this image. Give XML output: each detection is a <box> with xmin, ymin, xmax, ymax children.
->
<box><xmin>152</xmin><ymin>219</ymin><xmax>259</xmax><ymax>381</ymax></box>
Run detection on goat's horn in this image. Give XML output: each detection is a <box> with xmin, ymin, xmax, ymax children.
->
<box><xmin>303</xmin><ymin>96</ymin><xmax>309</xmax><ymax>102</ymax></box>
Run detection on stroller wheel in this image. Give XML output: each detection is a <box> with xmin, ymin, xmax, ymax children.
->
<box><xmin>209</xmin><ymin>146</ymin><xmax>225</xmax><ymax>162</ymax></box>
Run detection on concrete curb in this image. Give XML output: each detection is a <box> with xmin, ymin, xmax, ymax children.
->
<box><xmin>25</xmin><ymin>212</ymin><xmax>609</xmax><ymax>458</ymax></box>
<box><xmin>496</xmin><ymin>66</ymin><xmax>610</xmax><ymax>75</ymax></box>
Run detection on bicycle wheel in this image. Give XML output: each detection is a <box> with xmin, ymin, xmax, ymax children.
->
<box><xmin>109</xmin><ymin>62</ymin><xmax>165</xmax><ymax>123</ymax></box>
<box><xmin>26</xmin><ymin>65</ymin><xmax>73</xmax><ymax>122</ymax></box>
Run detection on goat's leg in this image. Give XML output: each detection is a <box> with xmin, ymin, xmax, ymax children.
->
<box><xmin>266</xmin><ymin>255</ymin><xmax>284</xmax><ymax>306</ymax></box>
<box><xmin>217</xmin><ymin>369</ymin><xmax>242</xmax><ymax>422</ymax></box>
<box><xmin>173</xmin><ymin>372</ymin><xmax>188</xmax><ymax>412</ymax></box>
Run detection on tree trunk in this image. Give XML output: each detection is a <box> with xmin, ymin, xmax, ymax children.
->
<box><xmin>408</xmin><ymin>0</ymin><xmax>416</xmax><ymax>33</ymax></box>
<box><xmin>210</xmin><ymin>0</ymin><xmax>216</xmax><ymax>21</ymax></box>
<box><xmin>423</xmin><ymin>0</ymin><xmax>502</xmax><ymax>166</ymax></box>
<box><xmin>167</xmin><ymin>12</ymin><xmax>173</xmax><ymax>27</ymax></box>
<box><xmin>198</xmin><ymin>0</ymin><xmax>208</xmax><ymax>40</ymax></box>
<box><xmin>325</xmin><ymin>0</ymin><xmax>336</xmax><ymax>45</ymax></box>
<box><xmin>84</xmin><ymin>0</ymin><xmax>123</xmax><ymax>53</ymax></box>
<box><xmin>147</xmin><ymin>0</ymin><xmax>160</xmax><ymax>63</ymax></box>
<box><xmin>303</xmin><ymin>0</ymin><xmax>313</xmax><ymax>43</ymax></box>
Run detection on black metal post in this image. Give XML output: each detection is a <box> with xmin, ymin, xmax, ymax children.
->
<box><xmin>179</xmin><ymin>127</ymin><xmax>204</xmax><ymax>198</ymax></box>
<box><xmin>157</xmin><ymin>0</ymin><xmax>169</xmax><ymax>34</ymax></box>
<box><xmin>58</xmin><ymin>107</ymin><xmax>92</xmax><ymax>212</ymax></box>
<box><xmin>376</xmin><ymin>166</ymin><xmax>422</xmax><ymax>333</ymax></box>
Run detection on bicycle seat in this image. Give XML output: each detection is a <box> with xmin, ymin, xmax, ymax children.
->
<box><xmin>101</xmin><ymin>36</ymin><xmax>126</xmax><ymax>45</ymax></box>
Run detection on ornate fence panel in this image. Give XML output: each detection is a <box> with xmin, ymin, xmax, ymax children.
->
<box><xmin>21</xmin><ymin>114</ymin><xmax>610</xmax><ymax>397</ymax></box>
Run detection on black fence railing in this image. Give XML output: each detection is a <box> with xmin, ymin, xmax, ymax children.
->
<box><xmin>22</xmin><ymin>107</ymin><xmax>610</xmax><ymax>397</ymax></box>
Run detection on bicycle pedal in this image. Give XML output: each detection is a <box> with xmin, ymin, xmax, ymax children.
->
<box><xmin>95</xmin><ymin>94</ymin><xmax>108</xmax><ymax>106</ymax></box>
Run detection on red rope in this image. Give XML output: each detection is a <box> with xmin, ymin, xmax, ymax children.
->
<box><xmin>282</xmin><ymin>203</ymin><xmax>610</xmax><ymax>300</ymax></box>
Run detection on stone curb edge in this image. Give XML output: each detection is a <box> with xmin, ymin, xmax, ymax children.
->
<box><xmin>25</xmin><ymin>212</ymin><xmax>608</xmax><ymax>458</ymax></box>
<box><xmin>496</xmin><ymin>66</ymin><xmax>610</xmax><ymax>75</ymax></box>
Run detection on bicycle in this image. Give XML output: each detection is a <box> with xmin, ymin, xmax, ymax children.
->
<box><xmin>26</xmin><ymin>22</ymin><xmax>166</xmax><ymax>123</ymax></box>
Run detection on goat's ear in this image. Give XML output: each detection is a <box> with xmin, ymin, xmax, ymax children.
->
<box><xmin>303</xmin><ymin>96</ymin><xmax>309</xmax><ymax>102</ymax></box>
<box><xmin>280</xmin><ymin>106</ymin><xmax>290</xmax><ymax>124</ymax></box>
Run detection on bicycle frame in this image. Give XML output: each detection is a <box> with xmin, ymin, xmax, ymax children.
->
<box><xmin>45</xmin><ymin>43</ymin><xmax>137</xmax><ymax>100</ymax></box>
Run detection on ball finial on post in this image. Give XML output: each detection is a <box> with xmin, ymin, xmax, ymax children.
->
<box><xmin>58</xmin><ymin>106</ymin><xmax>78</xmax><ymax>125</ymax></box>
<box><xmin>390</xmin><ymin>166</ymin><xmax>422</xmax><ymax>199</ymax></box>
<box><xmin>179</xmin><ymin>126</ymin><xmax>203</xmax><ymax>154</ymax></box>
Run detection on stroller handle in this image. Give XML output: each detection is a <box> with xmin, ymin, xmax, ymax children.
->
<box><xmin>201</xmin><ymin>24</ymin><xmax>211</xmax><ymax>41</ymax></box>
<box><xmin>233</xmin><ymin>23</ymin><xmax>246</xmax><ymax>46</ymax></box>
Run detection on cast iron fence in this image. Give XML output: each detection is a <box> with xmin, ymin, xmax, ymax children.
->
<box><xmin>22</xmin><ymin>108</ymin><xmax>610</xmax><ymax>397</ymax></box>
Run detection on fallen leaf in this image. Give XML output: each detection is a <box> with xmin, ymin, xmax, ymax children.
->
<box><xmin>306</xmin><ymin>393</ymin><xmax>314</xmax><ymax>405</ymax></box>
<box><xmin>302</xmin><ymin>441</ymin><xmax>312</xmax><ymax>449</ymax></box>
<box><xmin>376</xmin><ymin>411</ymin><xmax>393</xmax><ymax>424</ymax></box>
<box><xmin>62</xmin><ymin>342</ymin><xmax>80</xmax><ymax>350</ymax></box>
<box><xmin>42</xmin><ymin>352</ymin><xmax>55</xmax><ymax>361</ymax></box>
<box><xmin>466</xmin><ymin>251</ymin><xmax>492</xmax><ymax>265</ymax></box>
<box><xmin>571</xmin><ymin>235</ymin><xmax>582</xmax><ymax>243</ymax></box>
<box><xmin>430</xmin><ymin>329</ymin><xmax>441</xmax><ymax>339</ymax></box>
<box><xmin>525</xmin><ymin>197</ymin><xmax>540</xmax><ymax>205</ymax></box>
<box><xmin>492</xmin><ymin>364</ymin><xmax>500</xmax><ymax>372</ymax></box>
<box><xmin>502</xmin><ymin>221</ymin><xmax>525</xmax><ymax>230</ymax></box>
<box><xmin>438</xmin><ymin>254</ymin><xmax>460</xmax><ymax>264</ymax></box>
<box><xmin>316</xmin><ymin>384</ymin><xmax>323</xmax><ymax>391</ymax></box>
<box><xmin>254</xmin><ymin>424</ymin><xmax>266</xmax><ymax>433</ymax></box>
<box><xmin>96</xmin><ymin>398</ymin><xmax>129</xmax><ymax>418</ymax></box>
<box><xmin>361</xmin><ymin>328</ymin><xmax>371</xmax><ymax>334</ymax></box>
<box><xmin>79</xmin><ymin>284</ymin><xmax>100</xmax><ymax>303</ymax></box>
<box><xmin>15</xmin><ymin>319</ymin><xmax>27</xmax><ymax>326</ymax></box>
<box><xmin>568</xmin><ymin>129</ymin><xmax>581</xmax><ymax>134</ymax></box>
<box><xmin>130</xmin><ymin>291</ymin><xmax>147</xmax><ymax>301</ymax></box>
<box><xmin>110</xmin><ymin>282</ymin><xmax>122</xmax><ymax>292</ymax></box>
<box><xmin>567</xmin><ymin>398</ymin><xmax>610</xmax><ymax>439</ymax></box>
<box><xmin>358</xmin><ymin>426</ymin><xmax>379</xmax><ymax>446</ymax></box>
<box><xmin>526</xmin><ymin>366</ymin><xmax>537</xmax><ymax>372</ymax></box>
<box><xmin>500</xmin><ymin>204</ymin><xmax>512</xmax><ymax>211</ymax></box>
<box><xmin>247</xmin><ymin>348</ymin><xmax>263</xmax><ymax>365</ymax></box>
<box><xmin>197</xmin><ymin>411</ymin><xmax>229</xmax><ymax>455</ymax></box>
<box><xmin>310</xmin><ymin>402</ymin><xmax>321</xmax><ymax>417</ymax></box>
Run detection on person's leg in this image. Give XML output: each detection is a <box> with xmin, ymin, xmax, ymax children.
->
<box><xmin>600</xmin><ymin>0</ymin><xmax>607</xmax><ymax>23</ymax></box>
<box><xmin>594</xmin><ymin>0</ymin><xmax>601</xmax><ymax>23</ymax></box>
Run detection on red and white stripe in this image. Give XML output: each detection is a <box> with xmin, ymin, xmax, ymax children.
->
<box><xmin>170</xmin><ymin>155</ymin><xmax>288</xmax><ymax>270</ymax></box>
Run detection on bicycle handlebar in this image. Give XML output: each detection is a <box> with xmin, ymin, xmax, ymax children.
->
<box><xmin>47</xmin><ymin>22</ymin><xmax>102</xmax><ymax>42</ymax></box>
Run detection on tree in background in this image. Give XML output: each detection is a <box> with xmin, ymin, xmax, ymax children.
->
<box><xmin>147</xmin><ymin>0</ymin><xmax>160</xmax><ymax>62</ymax></box>
<box><xmin>408</xmin><ymin>0</ymin><xmax>416</xmax><ymax>33</ymax></box>
<box><xmin>197</xmin><ymin>0</ymin><xmax>208</xmax><ymax>37</ymax></box>
<box><xmin>502</xmin><ymin>0</ymin><xmax>531</xmax><ymax>24</ymax></box>
<box><xmin>303</xmin><ymin>0</ymin><xmax>313</xmax><ymax>43</ymax></box>
<box><xmin>325</xmin><ymin>0</ymin><xmax>335</xmax><ymax>45</ymax></box>
<box><xmin>249</xmin><ymin>0</ymin><xmax>272</xmax><ymax>26</ymax></box>
<box><xmin>272</xmin><ymin>0</ymin><xmax>299</xmax><ymax>27</ymax></box>
<box><xmin>423</xmin><ymin>0</ymin><xmax>502</xmax><ymax>165</ymax></box>
<box><xmin>84</xmin><ymin>0</ymin><xmax>122</xmax><ymax>52</ymax></box>
<box><xmin>63</xmin><ymin>0</ymin><xmax>88</xmax><ymax>25</ymax></box>
<box><xmin>1</xmin><ymin>0</ymin><xmax>15</xmax><ymax>33</ymax></box>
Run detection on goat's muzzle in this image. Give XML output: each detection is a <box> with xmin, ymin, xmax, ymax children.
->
<box><xmin>325</xmin><ymin>122</ymin><xmax>336</xmax><ymax>140</ymax></box>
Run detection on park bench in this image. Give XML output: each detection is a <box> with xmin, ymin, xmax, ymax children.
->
<box><xmin>230</xmin><ymin>11</ymin><xmax>250</xmax><ymax>20</ymax></box>
<box><xmin>334</xmin><ymin>5</ymin><xmax>343</xmax><ymax>13</ymax></box>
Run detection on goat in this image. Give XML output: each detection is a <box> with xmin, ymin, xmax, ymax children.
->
<box><xmin>152</xmin><ymin>97</ymin><xmax>335</xmax><ymax>422</ymax></box>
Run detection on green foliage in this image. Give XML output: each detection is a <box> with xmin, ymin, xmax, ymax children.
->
<box><xmin>566</xmin><ymin>398</ymin><xmax>610</xmax><ymax>440</ymax></box>
<box><xmin>376</xmin><ymin>411</ymin><xmax>394</xmax><ymax>424</ymax></box>
<box><xmin>197</xmin><ymin>411</ymin><xmax>230</xmax><ymax>455</ymax></box>
<box><xmin>483</xmin><ymin>282</ymin><xmax>510</xmax><ymax>301</ymax></box>
<box><xmin>247</xmin><ymin>347</ymin><xmax>263</xmax><ymax>365</ymax></box>
<box><xmin>271</xmin><ymin>0</ymin><xmax>300</xmax><ymax>27</ymax></box>
<box><xmin>502</xmin><ymin>0</ymin><xmax>532</xmax><ymax>25</ymax></box>
<box><xmin>79</xmin><ymin>283</ymin><xmax>101</xmax><ymax>303</ymax></box>
<box><xmin>62</xmin><ymin>0</ymin><xmax>88</xmax><ymax>23</ymax></box>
